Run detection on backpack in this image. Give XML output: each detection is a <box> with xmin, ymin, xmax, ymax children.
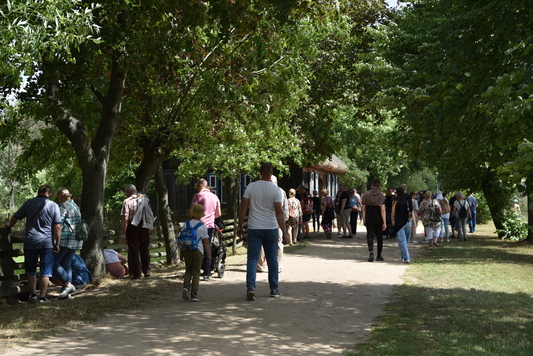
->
<box><xmin>429</xmin><ymin>200</ymin><xmax>442</xmax><ymax>222</ymax></box>
<box><xmin>76</xmin><ymin>220</ymin><xmax>90</xmax><ymax>241</ymax></box>
<box><xmin>178</xmin><ymin>221</ymin><xmax>203</xmax><ymax>250</ymax></box>
<box><xmin>302</xmin><ymin>194</ymin><xmax>313</xmax><ymax>214</ymax></box>
<box><xmin>458</xmin><ymin>201</ymin><xmax>468</xmax><ymax>218</ymax></box>
<box><xmin>63</xmin><ymin>201</ymin><xmax>89</xmax><ymax>241</ymax></box>
<box><xmin>438</xmin><ymin>199</ymin><xmax>451</xmax><ymax>215</ymax></box>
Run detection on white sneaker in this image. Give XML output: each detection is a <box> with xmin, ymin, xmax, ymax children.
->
<box><xmin>59</xmin><ymin>285</ymin><xmax>76</xmax><ymax>300</ymax></box>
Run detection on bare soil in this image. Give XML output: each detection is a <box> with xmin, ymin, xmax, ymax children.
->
<box><xmin>7</xmin><ymin>225</ymin><xmax>426</xmax><ymax>356</ymax></box>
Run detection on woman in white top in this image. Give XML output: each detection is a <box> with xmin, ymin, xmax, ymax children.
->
<box><xmin>450</xmin><ymin>191</ymin><xmax>471</xmax><ymax>241</ymax></box>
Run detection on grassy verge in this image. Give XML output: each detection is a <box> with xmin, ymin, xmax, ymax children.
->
<box><xmin>348</xmin><ymin>222</ymin><xmax>533</xmax><ymax>356</ymax></box>
<box><xmin>0</xmin><ymin>238</ymin><xmax>311</xmax><ymax>352</ymax></box>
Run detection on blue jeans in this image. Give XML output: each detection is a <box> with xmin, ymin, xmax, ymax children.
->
<box><xmin>440</xmin><ymin>217</ymin><xmax>450</xmax><ymax>238</ymax></box>
<box><xmin>469</xmin><ymin>210</ymin><xmax>477</xmax><ymax>232</ymax></box>
<box><xmin>53</xmin><ymin>247</ymin><xmax>76</xmax><ymax>284</ymax></box>
<box><xmin>396</xmin><ymin>221</ymin><xmax>411</xmax><ymax>261</ymax></box>
<box><xmin>25</xmin><ymin>248</ymin><xmax>54</xmax><ymax>277</ymax></box>
<box><xmin>202</xmin><ymin>228</ymin><xmax>214</xmax><ymax>277</ymax></box>
<box><xmin>246</xmin><ymin>229</ymin><xmax>279</xmax><ymax>291</ymax></box>
<box><xmin>405</xmin><ymin>219</ymin><xmax>412</xmax><ymax>242</ymax></box>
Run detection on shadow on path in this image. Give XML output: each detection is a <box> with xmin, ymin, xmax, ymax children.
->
<box><xmin>7</xmin><ymin>226</ymin><xmax>426</xmax><ymax>356</ymax></box>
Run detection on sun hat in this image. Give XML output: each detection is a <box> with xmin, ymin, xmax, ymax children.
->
<box><xmin>190</xmin><ymin>204</ymin><xmax>205</xmax><ymax>218</ymax></box>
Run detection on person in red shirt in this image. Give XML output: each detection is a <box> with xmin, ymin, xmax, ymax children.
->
<box><xmin>298</xmin><ymin>185</ymin><xmax>313</xmax><ymax>239</ymax></box>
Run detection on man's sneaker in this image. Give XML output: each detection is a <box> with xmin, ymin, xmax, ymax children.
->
<box><xmin>403</xmin><ymin>259</ymin><xmax>411</xmax><ymax>264</ymax></box>
<box><xmin>376</xmin><ymin>255</ymin><xmax>384</xmax><ymax>261</ymax></box>
<box><xmin>190</xmin><ymin>294</ymin><xmax>199</xmax><ymax>302</ymax></box>
<box><xmin>270</xmin><ymin>290</ymin><xmax>281</xmax><ymax>298</ymax></box>
<box><xmin>29</xmin><ymin>294</ymin><xmax>38</xmax><ymax>304</ymax></box>
<box><xmin>59</xmin><ymin>285</ymin><xmax>76</xmax><ymax>300</ymax></box>
<box><xmin>203</xmin><ymin>275</ymin><xmax>211</xmax><ymax>282</ymax></box>
<box><xmin>182</xmin><ymin>286</ymin><xmax>190</xmax><ymax>300</ymax></box>
<box><xmin>39</xmin><ymin>298</ymin><xmax>51</xmax><ymax>304</ymax></box>
<box><xmin>368</xmin><ymin>253</ymin><xmax>374</xmax><ymax>262</ymax></box>
<box><xmin>246</xmin><ymin>288</ymin><xmax>255</xmax><ymax>301</ymax></box>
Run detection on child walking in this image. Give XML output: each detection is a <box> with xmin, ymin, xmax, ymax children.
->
<box><xmin>179</xmin><ymin>204</ymin><xmax>211</xmax><ymax>302</ymax></box>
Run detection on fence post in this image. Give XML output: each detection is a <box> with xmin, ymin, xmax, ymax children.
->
<box><xmin>0</xmin><ymin>227</ymin><xmax>15</xmax><ymax>299</ymax></box>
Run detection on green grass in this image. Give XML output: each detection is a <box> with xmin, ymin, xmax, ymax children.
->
<box><xmin>347</xmin><ymin>223</ymin><xmax>533</xmax><ymax>356</ymax></box>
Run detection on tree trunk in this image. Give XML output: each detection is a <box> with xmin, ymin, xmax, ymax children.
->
<box><xmin>481</xmin><ymin>168</ymin><xmax>508</xmax><ymax>235</ymax></box>
<box><xmin>79</xmin><ymin>165</ymin><xmax>106</xmax><ymax>279</ymax></box>
<box><xmin>526</xmin><ymin>180</ymin><xmax>533</xmax><ymax>243</ymax></box>
<box><xmin>47</xmin><ymin>51</ymin><xmax>127</xmax><ymax>280</ymax></box>
<box><xmin>155</xmin><ymin>165</ymin><xmax>179</xmax><ymax>265</ymax></box>
<box><xmin>134</xmin><ymin>137</ymin><xmax>167</xmax><ymax>194</ymax></box>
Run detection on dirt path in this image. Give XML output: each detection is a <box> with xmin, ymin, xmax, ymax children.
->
<box><xmin>8</xmin><ymin>226</ymin><xmax>425</xmax><ymax>356</ymax></box>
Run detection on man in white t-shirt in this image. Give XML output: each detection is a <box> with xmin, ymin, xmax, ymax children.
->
<box><xmin>237</xmin><ymin>163</ymin><xmax>289</xmax><ymax>301</ymax></box>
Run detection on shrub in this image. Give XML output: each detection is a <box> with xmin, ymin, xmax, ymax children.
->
<box><xmin>495</xmin><ymin>214</ymin><xmax>528</xmax><ymax>241</ymax></box>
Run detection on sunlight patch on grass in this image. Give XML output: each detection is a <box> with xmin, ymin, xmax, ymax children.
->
<box><xmin>348</xmin><ymin>222</ymin><xmax>533</xmax><ymax>356</ymax></box>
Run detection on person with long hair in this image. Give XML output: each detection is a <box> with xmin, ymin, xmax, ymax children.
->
<box><xmin>391</xmin><ymin>187</ymin><xmax>415</xmax><ymax>263</ymax></box>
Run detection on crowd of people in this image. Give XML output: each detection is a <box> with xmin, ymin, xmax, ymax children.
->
<box><xmin>4</xmin><ymin>184</ymin><xmax>154</xmax><ymax>303</ymax></box>
<box><xmin>4</xmin><ymin>173</ymin><xmax>479</xmax><ymax>304</ymax></box>
<box><xmin>232</xmin><ymin>170</ymin><xmax>478</xmax><ymax>301</ymax></box>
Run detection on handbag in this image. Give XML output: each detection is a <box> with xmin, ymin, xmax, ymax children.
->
<box><xmin>429</xmin><ymin>200</ymin><xmax>442</xmax><ymax>222</ymax></box>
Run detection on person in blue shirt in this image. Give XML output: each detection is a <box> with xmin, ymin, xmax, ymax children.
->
<box><xmin>5</xmin><ymin>184</ymin><xmax>62</xmax><ymax>303</ymax></box>
<box><xmin>466</xmin><ymin>193</ymin><xmax>478</xmax><ymax>233</ymax></box>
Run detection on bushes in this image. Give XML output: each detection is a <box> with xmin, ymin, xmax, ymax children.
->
<box><xmin>495</xmin><ymin>213</ymin><xmax>528</xmax><ymax>241</ymax></box>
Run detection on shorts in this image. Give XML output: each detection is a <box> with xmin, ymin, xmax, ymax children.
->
<box><xmin>286</xmin><ymin>217</ymin><xmax>299</xmax><ymax>228</ymax></box>
<box><xmin>302</xmin><ymin>214</ymin><xmax>311</xmax><ymax>222</ymax></box>
<box><xmin>106</xmin><ymin>262</ymin><xmax>127</xmax><ymax>279</ymax></box>
<box><xmin>339</xmin><ymin>209</ymin><xmax>351</xmax><ymax>225</ymax></box>
<box><xmin>25</xmin><ymin>248</ymin><xmax>54</xmax><ymax>277</ymax></box>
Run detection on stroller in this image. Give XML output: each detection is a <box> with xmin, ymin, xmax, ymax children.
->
<box><xmin>210</xmin><ymin>227</ymin><xmax>227</xmax><ymax>278</ymax></box>
<box><xmin>202</xmin><ymin>218</ymin><xmax>227</xmax><ymax>278</ymax></box>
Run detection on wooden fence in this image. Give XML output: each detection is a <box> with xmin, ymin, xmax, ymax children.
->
<box><xmin>0</xmin><ymin>218</ymin><xmax>245</xmax><ymax>299</ymax></box>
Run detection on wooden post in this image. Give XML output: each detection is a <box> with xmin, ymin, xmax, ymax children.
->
<box><xmin>0</xmin><ymin>227</ymin><xmax>14</xmax><ymax>299</ymax></box>
<box><xmin>232</xmin><ymin>176</ymin><xmax>240</xmax><ymax>255</ymax></box>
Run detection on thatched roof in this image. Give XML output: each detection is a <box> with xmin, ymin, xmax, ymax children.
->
<box><xmin>309</xmin><ymin>154</ymin><xmax>348</xmax><ymax>174</ymax></box>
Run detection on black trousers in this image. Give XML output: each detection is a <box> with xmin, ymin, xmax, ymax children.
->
<box><xmin>350</xmin><ymin>211</ymin><xmax>358</xmax><ymax>234</ymax></box>
<box><xmin>366</xmin><ymin>222</ymin><xmax>384</xmax><ymax>256</ymax></box>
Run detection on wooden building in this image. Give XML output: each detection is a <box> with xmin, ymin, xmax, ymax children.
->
<box><xmin>161</xmin><ymin>155</ymin><xmax>348</xmax><ymax>219</ymax></box>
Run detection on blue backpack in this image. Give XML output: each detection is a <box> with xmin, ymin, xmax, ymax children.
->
<box><xmin>178</xmin><ymin>221</ymin><xmax>203</xmax><ymax>250</ymax></box>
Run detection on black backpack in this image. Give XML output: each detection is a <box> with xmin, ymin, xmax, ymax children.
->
<box><xmin>458</xmin><ymin>201</ymin><xmax>468</xmax><ymax>218</ymax></box>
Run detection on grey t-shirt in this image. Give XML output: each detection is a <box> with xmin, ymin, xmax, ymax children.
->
<box><xmin>14</xmin><ymin>196</ymin><xmax>62</xmax><ymax>249</ymax></box>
